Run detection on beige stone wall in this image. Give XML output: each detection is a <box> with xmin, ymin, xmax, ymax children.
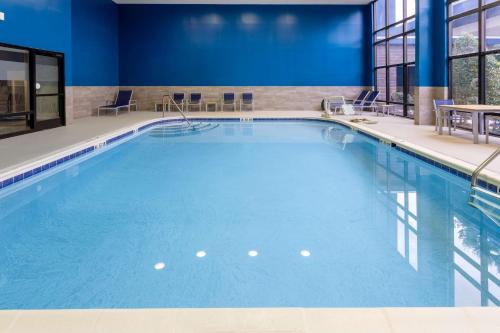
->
<box><xmin>67</xmin><ymin>86</ymin><xmax>119</xmax><ymax>119</ymax></box>
<box><xmin>65</xmin><ymin>87</ymin><xmax>74</xmax><ymax>124</ymax></box>
<box><xmin>64</xmin><ymin>86</ymin><xmax>368</xmax><ymax>121</ymax></box>
<box><xmin>120</xmin><ymin>86</ymin><xmax>368</xmax><ymax>112</ymax></box>
<box><xmin>414</xmin><ymin>87</ymin><xmax>448</xmax><ymax>126</ymax></box>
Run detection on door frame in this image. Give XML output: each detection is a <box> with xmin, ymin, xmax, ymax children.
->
<box><xmin>31</xmin><ymin>49</ymin><xmax>66</xmax><ymax>130</ymax></box>
<box><xmin>0</xmin><ymin>42</ymin><xmax>65</xmax><ymax>139</ymax></box>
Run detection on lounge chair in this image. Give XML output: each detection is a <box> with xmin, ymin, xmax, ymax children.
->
<box><xmin>169</xmin><ymin>93</ymin><xmax>185</xmax><ymax>112</ymax></box>
<box><xmin>325</xmin><ymin>96</ymin><xmax>345</xmax><ymax>116</ymax></box>
<box><xmin>187</xmin><ymin>92</ymin><xmax>202</xmax><ymax>112</ymax></box>
<box><xmin>353</xmin><ymin>91</ymin><xmax>380</xmax><ymax>115</ymax></box>
<box><xmin>98</xmin><ymin>90</ymin><xmax>136</xmax><ymax>117</ymax></box>
<box><xmin>486</xmin><ymin>114</ymin><xmax>500</xmax><ymax>144</ymax></box>
<box><xmin>222</xmin><ymin>92</ymin><xmax>236</xmax><ymax>111</ymax></box>
<box><xmin>240</xmin><ymin>92</ymin><xmax>254</xmax><ymax>111</ymax></box>
<box><xmin>346</xmin><ymin>90</ymin><xmax>370</xmax><ymax>107</ymax></box>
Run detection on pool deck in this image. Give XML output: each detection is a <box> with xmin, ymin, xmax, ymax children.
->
<box><xmin>0</xmin><ymin>111</ymin><xmax>499</xmax><ymax>332</ymax></box>
<box><xmin>0</xmin><ymin>307</ymin><xmax>498</xmax><ymax>333</ymax></box>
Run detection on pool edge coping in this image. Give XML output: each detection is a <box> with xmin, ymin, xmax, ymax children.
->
<box><xmin>0</xmin><ymin>115</ymin><xmax>499</xmax><ymax>195</ymax></box>
<box><xmin>0</xmin><ymin>307</ymin><xmax>498</xmax><ymax>333</ymax></box>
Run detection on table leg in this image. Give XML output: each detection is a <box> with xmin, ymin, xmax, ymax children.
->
<box><xmin>472</xmin><ymin>112</ymin><xmax>479</xmax><ymax>144</ymax></box>
<box><xmin>438</xmin><ymin>109</ymin><xmax>443</xmax><ymax>135</ymax></box>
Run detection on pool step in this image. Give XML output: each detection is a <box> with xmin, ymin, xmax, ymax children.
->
<box><xmin>150</xmin><ymin>122</ymin><xmax>210</xmax><ymax>133</ymax></box>
<box><xmin>149</xmin><ymin>123</ymin><xmax>219</xmax><ymax>138</ymax></box>
<box><xmin>469</xmin><ymin>186</ymin><xmax>500</xmax><ymax>226</ymax></box>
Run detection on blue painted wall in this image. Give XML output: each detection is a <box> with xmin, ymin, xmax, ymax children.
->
<box><xmin>0</xmin><ymin>0</ymin><xmax>119</xmax><ymax>86</ymax></box>
<box><xmin>71</xmin><ymin>0</ymin><xmax>119</xmax><ymax>86</ymax></box>
<box><xmin>416</xmin><ymin>0</ymin><xmax>448</xmax><ymax>87</ymax></box>
<box><xmin>0</xmin><ymin>0</ymin><xmax>73</xmax><ymax>84</ymax></box>
<box><xmin>118</xmin><ymin>5</ymin><xmax>372</xmax><ymax>86</ymax></box>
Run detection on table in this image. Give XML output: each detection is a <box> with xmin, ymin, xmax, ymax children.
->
<box><xmin>439</xmin><ymin>105</ymin><xmax>500</xmax><ymax>144</ymax></box>
<box><xmin>376</xmin><ymin>103</ymin><xmax>397</xmax><ymax>117</ymax></box>
<box><xmin>205</xmin><ymin>100</ymin><xmax>218</xmax><ymax>112</ymax></box>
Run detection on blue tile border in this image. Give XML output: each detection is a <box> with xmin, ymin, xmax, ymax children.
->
<box><xmin>105</xmin><ymin>130</ymin><xmax>135</xmax><ymax>145</ymax></box>
<box><xmin>0</xmin><ymin>143</ymin><xmax>99</xmax><ymax>191</ymax></box>
<box><xmin>0</xmin><ymin>117</ymin><xmax>498</xmax><ymax>195</ymax></box>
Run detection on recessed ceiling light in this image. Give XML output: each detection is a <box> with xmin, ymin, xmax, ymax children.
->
<box><xmin>300</xmin><ymin>250</ymin><xmax>311</xmax><ymax>257</ymax></box>
<box><xmin>196</xmin><ymin>251</ymin><xmax>207</xmax><ymax>258</ymax></box>
<box><xmin>248</xmin><ymin>250</ymin><xmax>258</xmax><ymax>257</ymax></box>
<box><xmin>154</xmin><ymin>262</ymin><xmax>166</xmax><ymax>270</ymax></box>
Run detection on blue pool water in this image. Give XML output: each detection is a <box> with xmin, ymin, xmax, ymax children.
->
<box><xmin>0</xmin><ymin>120</ymin><xmax>498</xmax><ymax>309</ymax></box>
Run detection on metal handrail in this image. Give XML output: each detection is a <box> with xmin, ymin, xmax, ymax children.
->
<box><xmin>471</xmin><ymin>148</ymin><xmax>500</xmax><ymax>188</ymax></box>
<box><xmin>162</xmin><ymin>94</ymin><xmax>192</xmax><ymax>128</ymax></box>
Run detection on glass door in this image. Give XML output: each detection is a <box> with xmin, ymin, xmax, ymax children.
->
<box><xmin>33</xmin><ymin>52</ymin><xmax>64</xmax><ymax>129</ymax></box>
<box><xmin>0</xmin><ymin>46</ymin><xmax>32</xmax><ymax>138</ymax></box>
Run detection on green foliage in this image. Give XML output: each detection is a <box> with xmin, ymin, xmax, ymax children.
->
<box><xmin>486</xmin><ymin>54</ymin><xmax>500</xmax><ymax>104</ymax></box>
<box><xmin>452</xmin><ymin>33</ymin><xmax>500</xmax><ymax>104</ymax></box>
<box><xmin>452</xmin><ymin>33</ymin><xmax>479</xmax><ymax>104</ymax></box>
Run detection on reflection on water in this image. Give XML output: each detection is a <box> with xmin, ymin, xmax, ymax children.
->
<box><xmin>370</xmin><ymin>128</ymin><xmax>498</xmax><ymax>307</ymax></box>
<box><xmin>454</xmin><ymin>217</ymin><xmax>499</xmax><ymax>306</ymax></box>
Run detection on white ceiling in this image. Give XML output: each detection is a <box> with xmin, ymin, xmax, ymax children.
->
<box><xmin>112</xmin><ymin>1</ymin><xmax>371</xmax><ymax>4</ymax></box>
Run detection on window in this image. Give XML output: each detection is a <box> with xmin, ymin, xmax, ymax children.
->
<box><xmin>448</xmin><ymin>0</ymin><xmax>500</xmax><ymax>109</ymax></box>
<box><xmin>0</xmin><ymin>46</ymin><xmax>31</xmax><ymax>137</ymax></box>
<box><xmin>0</xmin><ymin>42</ymin><xmax>65</xmax><ymax>139</ymax></box>
<box><xmin>373</xmin><ymin>0</ymin><xmax>416</xmax><ymax>118</ymax></box>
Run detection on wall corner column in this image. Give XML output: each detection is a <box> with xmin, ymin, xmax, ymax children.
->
<box><xmin>414</xmin><ymin>0</ymin><xmax>448</xmax><ymax>125</ymax></box>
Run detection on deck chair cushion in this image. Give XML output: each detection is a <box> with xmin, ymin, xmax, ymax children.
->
<box><xmin>115</xmin><ymin>90</ymin><xmax>133</xmax><ymax>107</ymax></box>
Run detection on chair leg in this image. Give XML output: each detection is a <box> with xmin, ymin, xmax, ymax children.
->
<box><xmin>486</xmin><ymin>119</ymin><xmax>490</xmax><ymax>144</ymax></box>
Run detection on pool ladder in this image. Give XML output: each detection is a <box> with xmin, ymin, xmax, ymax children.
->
<box><xmin>468</xmin><ymin>148</ymin><xmax>500</xmax><ymax>226</ymax></box>
<box><xmin>161</xmin><ymin>94</ymin><xmax>193</xmax><ymax>128</ymax></box>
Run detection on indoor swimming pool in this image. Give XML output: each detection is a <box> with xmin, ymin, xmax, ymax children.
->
<box><xmin>0</xmin><ymin>120</ymin><xmax>498</xmax><ymax>309</ymax></box>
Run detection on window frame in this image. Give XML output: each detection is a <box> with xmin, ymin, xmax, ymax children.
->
<box><xmin>448</xmin><ymin>0</ymin><xmax>500</xmax><ymax>105</ymax></box>
<box><xmin>373</xmin><ymin>0</ymin><xmax>416</xmax><ymax>119</ymax></box>
<box><xmin>0</xmin><ymin>41</ymin><xmax>66</xmax><ymax>140</ymax></box>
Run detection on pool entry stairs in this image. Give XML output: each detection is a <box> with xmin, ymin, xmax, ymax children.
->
<box><xmin>151</xmin><ymin>94</ymin><xmax>219</xmax><ymax>137</ymax></box>
<box><xmin>468</xmin><ymin>148</ymin><xmax>500</xmax><ymax>226</ymax></box>
<box><xmin>149</xmin><ymin>122</ymin><xmax>219</xmax><ymax>138</ymax></box>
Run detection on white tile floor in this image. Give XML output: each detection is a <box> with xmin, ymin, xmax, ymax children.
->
<box><xmin>0</xmin><ymin>307</ymin><xmax>498</xmax><ymax>333</ymax></box>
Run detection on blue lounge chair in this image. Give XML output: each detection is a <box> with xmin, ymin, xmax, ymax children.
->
<box><xmin>222</xmin><ymin>92</ymin><xmax>236</xmax><ymax>111</ymax></box>
<box><xmin>187</xmin><ymin>92</ymin><xmax>202</xmax><ymax>112</ymax></box>
<box><xmin>353</xmin><ymin>91</ymin><xmax>380</xmax><ymax>115</ymax></box>
<box><xmin>240</xmin><ymin>92</ymin><xmax>254</xmax><ymax>111</ymax></box>
<box><xmin>346</xmin><ymin>90</ymin><xmax>370</xmax><ymax>107</ymax></box>
<box><xmin>169</xmin><ymin>92</ymin><xmax>185</xmax><ymax>112</ymax></box>
<box><xmin>98</xmin><ymin>90</ymin><xmax>136</xmax><ymax>116</ymax></box>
